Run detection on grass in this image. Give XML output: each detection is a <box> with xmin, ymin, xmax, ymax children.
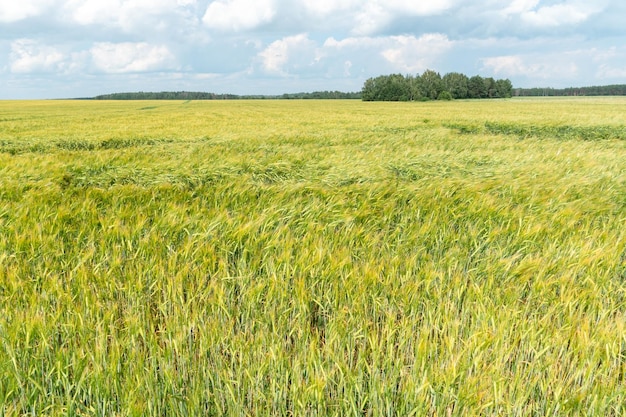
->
<box><xmin>0</xmin><ymin>98</ymin><xmax>625</xmax><ymax>416</ymax></box>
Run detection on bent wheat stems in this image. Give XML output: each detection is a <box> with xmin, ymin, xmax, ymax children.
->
<box><xmin>0</xmin><ymin>98</ymin><xmax>625</xmax><ymax>416</ymax></box>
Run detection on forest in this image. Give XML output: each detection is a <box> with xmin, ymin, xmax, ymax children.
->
<box><xmin>361</xmin><ymin>70</ymin><xmax>513</xmax><ymax>101</ymax></box>
<box><xmin>90</xmin><ymin>80</ymin><xmax>626</xmax><ymax>102</ymax></box>
<box><xmin>93</xmin><ymin>91</ymin><xmax>361</xmax><ymax>100</ymax></box>
<box><xmin>515</xmin><ymin>84</ymin><xmax>626</xmax><ymax>96</ymax></box>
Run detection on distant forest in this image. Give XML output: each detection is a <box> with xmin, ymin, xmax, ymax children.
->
<box><xmin>514</xmin><ymin>85</ymin><xmax>626</xmax><ymax>97</ymax></box>
<box><xmin>91</xmin><ymin>83</ymin><xmax>626</xmax><ymax>101</ymax></box>
<box><xmin>93</xmin><ymin>91</ymin><xmax>362</xmax><ymax>100</ymax></box>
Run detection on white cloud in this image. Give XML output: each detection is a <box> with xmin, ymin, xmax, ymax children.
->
<box><xmin>1</xmin><ymin>0</ymin><xmax>625</xmax><ymax>98</ymax></box>
<box><xmin>323</xmin><ymin>37</ymin><xmax>352</xmax><ymax>49</ymax></box>
<box><xmin>323</xmin><ymin>36</ymin><xmax>379</xmax><ymax>49</ymax></box>
<box><xmin>381</xmin><ymin>34</ymin><xmax>453</xmax><ymax>73</ymax></box>
<box><xmin>384</xmin><ymin>0</ymin><xmax>455</xmax><ymax>15</ymax></box>
<box><xmin>521</xmin><ymin>2</ymin><xmax>602</xmax><ymax>27</ymax></box>
<box><xmin>352</xmin><ymin>0</ymin><xmax>455</xmax><ymax>35</ymax></box>
<box><xmin>586</xmin><ymin>47</ymin><xmax>626</xmax><ymax>75</ymax></box>
<box><xmin>63</xmin><ymin>0</ymin><xmax>201</xmax><ymax>36</ymax></box>
<box><xmin>9</xmin><ymin>39</ymin><xmax>65</xmax><ymax>73</ymax></box>
<box><xmin>482</xmin><ymin>54</ymin><xmax>578</xmax><ymax>79</ymax></box>
<box><xmin>257</xmin><ymin>32</ymin><xmax>454</xmax><ymax>78</ymax></box>
<box><xmin>203</xmin><ymin>0</ymin><xmax>276</xmax><ymax>31</ymax></box>
<box><xmin>301</xmin><ymin>0</ymin><xmax>360</xmax><ymax>16</ymax></box>
<box><xmin>65</xmin><ymin>0</ymin><xmax>120</xmax><ymax>26</ymax></box>
<box><xmin>0</xmin><ymin>0</ymin><xmax>56</xmax><ymax>22</ymax></box>
<box><xmin>481</xmin><ymin>55</ymin><xmax>527</xmax><ymax>76</ymax></box>
<box><xmin>501</xmin><ymin>0</ymin><xmax>540</xmax><ymax>16</ymax></box>
<box><xmin>353</xmin><ymin>3</ymin><xmax>388</xmax><ymax>35</ymax></box>
<box><xmin>90</xmin><ymin>42</ymin><xmax>176</xmax><ymax>73</ymax></box>
<box><xmin>298</xmin><ymin>0</ymin><xmax>455</xmax><ymax>35</ymax></box>
<box><xmin>596</xmin><ymin>64</ymin><xmax>626</xmax><ymax>79</ymax></box>
<box><xmin>343</xmin><ymin>60</ymin><xmax>352</xmax><ymax>76</ymax></box>
<box><xmin>258</xmin><ymin>34</ymin><xmax>317</xmax><ymax>75</ymax></box>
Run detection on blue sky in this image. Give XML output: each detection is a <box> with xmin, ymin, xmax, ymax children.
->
<box><xmin>1</xmin><ymin>0</ymin><xmax>625</xmax><ymax>98</ymax></box>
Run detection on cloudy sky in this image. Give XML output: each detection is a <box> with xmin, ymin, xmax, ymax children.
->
<box><xmin>1</xmin><ymin>0</ymin><xmax>625</xmax><ymax>98</ymax></box>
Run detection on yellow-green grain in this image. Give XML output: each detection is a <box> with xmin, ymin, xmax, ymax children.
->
<box><xmin>0</xmin><ymin>98</ymin><xmax>625</xmax><ymax>416</ymax></box>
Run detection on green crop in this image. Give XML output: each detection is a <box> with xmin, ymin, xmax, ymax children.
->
<box><xmin>1</xmin><ymin>98</ymin><xmax>625</xmax><ymax>416</ymax></box>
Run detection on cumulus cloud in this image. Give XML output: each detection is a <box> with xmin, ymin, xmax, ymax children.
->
<box><xmin>203</xmin><ymin>0</ymin><xmax>276</xmax><ymax>31</ymax></box>
<box><xmin>300</xmin><ymin>0</ymin><xmax>360</xmax><ymax>16</ymax></box>
<box><xmin>501</xmin><ymin>0</ymin><xmax>540</xmax><ymax>16</ymax></box>
<box><xmin>384</xmin><ymin>0</ymin><xmax>456</xmax><ymax>15</ymax></box>
<box><xmin>61</xmin><ymin>0</ymin><xmax>202</xmax><ymax>40</ymax></box>
<box><xmin>482</xmin><ymin>54</ymin><xmax>578</xmax><ymax>80</ymax></box>
<box><xmin>596</xmin><ymin>64</ymin><xmax>626</xmax><ymax>79</ymax></box>
<box><xmin>0</xmin><ymin>0</ymin><xmax>56</xmax><ymax>22</ymax></box>
<box><xmin>323</xmin><ymin>34</ymin><xmax>453</xmax><ymax>74</ymax></box>
<box><xmin>521</xmin><ymin>2</ymin><xmax>601</xmax><ymax>27</ymax></box>
<box><xmin>90</xmin><ymin>42</ymin><xmax>177</xmax><ymax>73</ymax></box>
<box><xmin>258</xmin><ymin>34</ymin><xmax>318</xmax><ymax>75</ymax></box>
<box><xmin>9</xmin><ymin>39</ymin><xmax>65</xmax><ymax>73</ymax></box>
<box><xmin>65</xmin><ymin>0</ymin><xmax>119</xmax><ymax>26</ymax></box>
<box><xmin>352</xmin><ymin>3</ymin><xmax>388</xmax><ymax>36</ymax></box>
<box><xmin>352</xmin><ymin>0</ymin><xmax>455</xmax><ymax>35</ymax></box>
<box><xmin>481</xmin><ymin>56</ymin><xmax>527</xmax><ymax>76</ymax></box>
<box><xmin>480</xmin><ymin>44</ymin><xmax>626</xmax><ymax>87</ymax></box>
<box><xmin>381</xmin><ymin>34</ymin><xmax>453</xmax><ymax>73</ymax></box>
<box><xmin>256</xmin><ymin>33</ymin><xmax>453</xmax><ymax>79</ymax></box>
<box><xmin>1</xmin><ymin>0</ymin><xmax>625</xmax><ymax>98</ymax></box>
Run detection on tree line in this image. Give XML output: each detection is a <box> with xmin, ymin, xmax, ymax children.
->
<box><xmin>361</xmin><ymin>70</ymin><xmax>513</xmax><ymax>101</ymax></box>
<box><xmin>94</xmin><ymin>91</ymin><xmax>239</xmax><ymax>100</ymax></box>
<box><xmin>93</xmin><ymin>91</ymin><xmax>362</xmax><ymax>100</ymax></box>
<box><xmin>515</xmin><ymin>85</ymin><xmax>626</xmax><ymax>97</ymax></box>
<box><xmin>279</xmin><ymin>91</ymin><xmax>361</xmax><ymax>99</ymax></box>
<box><xmin>90</xmin><ymin>83</ymin><xmax>626</xmax><ymax>102</ymax></box>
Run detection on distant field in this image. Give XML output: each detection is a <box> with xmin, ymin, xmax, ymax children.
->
<box><xmin>1</xmin><ymin>98</ymin><xmax>625</xmax><ymax>416</ymax></box>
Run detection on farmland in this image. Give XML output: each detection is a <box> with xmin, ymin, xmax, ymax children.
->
<box><xmin>0</xmin><ymin>98</ymin><xmax>625</xmax><ymax>416</ymax></box>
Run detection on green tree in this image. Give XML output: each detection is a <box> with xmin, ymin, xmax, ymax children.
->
<box><xmin>468</xmin><ymin>75</ymin><xmax>487</xmax><ymax>98</ymax></box>
<box><xmin>483</xmin><ymin>77</ymin><xmax>497</xmax><ymax>98</ymax></box>
<box><xmin>405</xmin><ymin>74</ymin><xmax>423</xmax><ymax>101</ymax></box>
<box><xmin>495</xmin><ymin>79</ymin><xmax>513</xmax><ymax>98</ymax></box>
<box><xmin>361</xmin><ymin>77</ymin><xmax>378</xmax><ymax>101</ymax></box>
<box><xmin>361</xmin><ymin>71</ymin><xmax>517</xmax><ymax>101</ymax></box>
<box><xmin>361</xmin><ymin>74</ymin><xmax>411</xmax><ymax>101</ymax></box>
<box><xmin>438</xmin><ymin>91</ymin><xmax>453</xmax><ymax>101</ymax></box>
<box><xmin>420</xmin><ymin>69</ymin><xmax>443</xmax><ymax>100</ymax></box>
<box><xmin>442</xmin><ymin>72</ymin><xmax>469</xmax><ymax>99</ymax></box>
<box><xmin>387</xmin><ymin>73</ymin><xmax>411</xmax><ymax>101</ymax></box>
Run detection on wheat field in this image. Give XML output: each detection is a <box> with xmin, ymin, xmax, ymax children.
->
<box><xmin>1</xmin><ymin>98</ymin><xmax>625</xmax><ymax>416</ymax></box>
